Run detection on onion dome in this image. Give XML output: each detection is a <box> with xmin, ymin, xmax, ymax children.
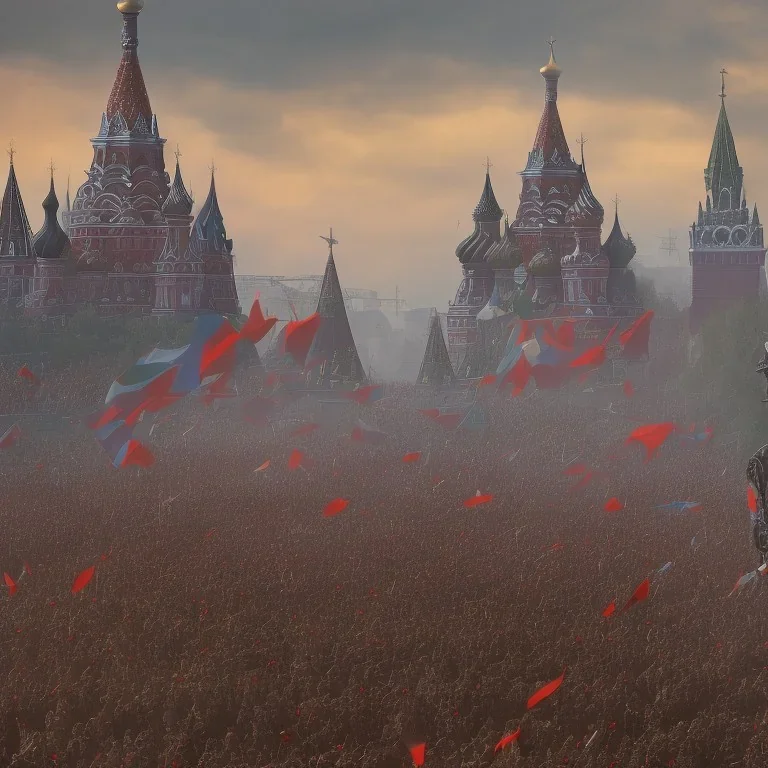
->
<box><xmin>162</xmin><ymin>159</ymin><xmax>194</xmax><ymax>217</ymax></box>
<box><xmin>486</xmin><ymin>220</ymin><xmax>522</xmax><ymax>270</ymax></box>
<box><xmin>565</xmin><ymin>165</ymin><xmax>604</xmax><ymax>227</ymax></box>
<box><xmin>117</xmin><ymin>0</ymin><xmax>144</xmax><ymax>11</ymax></box>
<box><xmin>32</xmin><ymin>178</ymin><xmax>71</xmax><ymax>260</ymax></box>
<box><xmin>601</xmin><ymin>208</ymin><xmax>636</xmax><ymax>268</ymax></box>
<box><xmin>540</xmin><ymin>46</ymin><xmax>562</xmax><ymax>80</ymax></box>
<box><xmin>528</xmin><ymin>245</ymin><xmax>561</xmax><ymax>277</ymax></box>
<box><xmin>473</xmin><ymin>170</ymin><xmax>504</xmax><ymax>223</ymax></box>
<box><xmin>455</xmin><ymin>229</ymin><xmax>490</xmax><ymax>265</ymax></box>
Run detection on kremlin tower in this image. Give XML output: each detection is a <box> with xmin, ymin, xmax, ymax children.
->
<box><xmin>447</xmin><ymin>42</ymin><xmax>643</xmax><ymax>368</ymax></box>
<box><xmin>688</xmin><ymin>71</ymin><xmax>765</xmax><ymax>332</ymax></box>
<box><xmin>1</xmin><ymin>0</ymin><xmax>240</xmax><ymax>319</ymax></box>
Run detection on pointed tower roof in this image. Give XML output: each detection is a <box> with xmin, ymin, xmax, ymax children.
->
<box><xmin>106</xmin><ymin>0</ymin><xmax>153</xmax><ymax>131</ymax></box>
<box><xmin>705</xmin><ymin>70</ymin><xmax>743</xmax><ymax>211</ymax></box>
<box><xmin>601</xmin><ymin>198</ymin><xmax>636</xmax><ymax>268</ymax></box>
<box><xmin>32</xmin><ymin>175</ymin><xmax>71</xmax><ymax>260</ymax></box>
<box><xmin>191</xmin><ymin>169</ymin><xmax>233</xmax><ymax>256</ymax></box>
<box><xmin>162</xmin><ymin>154</ymin><xmax>194</xmax><ymax>217</ymax></box>
<box><xmin>565</xmin><ymin>148</ymin><xmax>604</xmax><ymax>227</ymax></box>
<box><xmin>526</xmin><ymin>40</ymin><xmax>574</xmax><ymax>172</ymax></box>
<box><xmin>473</xmin><ymin>167</ymin><xmax>504</xmax><ymax>223</ymax></box>
<box><xmin>306</xmin><ymin>232</ymin><xmax>367</xmax><ymax>387</ymax></box>
<box><xmin>0</xmin><ymin>152</ymin><xmax>33</xmax><ymax>259</ymax></box>
<box><xmin>417</xmin><ymin>310</ymin><xmax>456</xmax><ymax>387</ymax></box>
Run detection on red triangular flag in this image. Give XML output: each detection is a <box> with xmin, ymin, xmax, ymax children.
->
<box><xmin>23</xmin><ymin>562</ymin><xmax>31</xmax><ymax>576</ymax></box>
<box><xmin>71</xmin><ymin>566</ymin><xmax>96</xmax><ymax>595</ymax></box>
<box><xmin>563</xmin><ymin>463</ymin><xmax>588</xmax><ymax>477</ymax></box>
<box><xmin>322</xmin><ymin>498</ymin><xmax>349</xmax><ymax>518</ymax></box>
<box><xmin>18</xmin><ymin>365</ymin><xmax>37</xmax><ymax>385</ymax></box>
<box><xmin>604</xmin><ymin>497</ymin><xmax>624</xmax><ymax>513</ymax></box>
<box><xmin>284</xmin><ymin>313</ymin><xmax>322</xmax><ymax>367</ymax></box>
<box><xmin>602</xmin><ymin>600</ymin><xmax>616</xmax><ymax>618</ymax></box>
<box><xmin>254</xmin><ymin>460</ymin><xmax>271</xmax><ymax>473</ymax></box>
<box><xmin>625</xmin><ymin>422</ymin><xmax>675</xmax><ymax>462</ymax></box>
<box><xmin>478</xmin><ymin>374</ymin><xmax>497</xmax><ymax>387</ymax></box>
<box><xmin>621</xmin><ymin>577</ymin><xmax>650</xmax><ymax>613</ymax></box>
<box><xmin>569</xmin><ymin>343</ymin><xmax>606</xmax><ymax>369</ymax></box>
<box><xmin>4</xmin><ymin>571</ymin><xmax>17</xmax><ymax>596</ymax></box>
<box><xmin>121</xmin><ymin>440</ymin><xmax>154</xmax><ymax>468</ymax></box>
<box><xmin>494</xmin><ymin>727</ymin><xmax>521</xmax><ymax>753</ymax></box>
<box><xmin>464</xmin><ymin>493</ymin><xmax>493</xmax><ymax>508</ymax></box>
<box><xmin>402</xmin><ymin>452</ymin><xmax>421</xmax><ymax>463</ymax></box>
<box><xmin>527</xmin><ymin>669</ymin><xmax>565</xmax><ymax>709</ymax></box>
<box><xmin>288</xmin><ymin>449</ymin><xmax>304</xmax><ymax>471</ymax></box>
<box><xmin>240</xmin><ymin>298</ymin><xmax>278</xmax><ymax>343</ymax></box>
<box><xmin>409</xmin><ymin>742</ymin><xmax>426</xmax><ymax>766</ymax></box>
<box><xmin>748</xmin><ymin>485</ymin><xmax>758</xmax><ymax>514</ymax></box>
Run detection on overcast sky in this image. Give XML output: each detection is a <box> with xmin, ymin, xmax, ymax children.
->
<box><xmin>2</xmin><ymin>0</ymin><xmax>768</xmax><ymax>307</ymax></box>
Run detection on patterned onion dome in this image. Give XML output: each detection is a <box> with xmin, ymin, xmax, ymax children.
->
<box><xmin>601</xmin><ymin>211</ymin><xmax>637</xmax><ymax>268</ymax></box>
<box><xmin>486</xmin><ymin>221</ymin><xmax>522</xmax><ymax>270</ymax></box>
<box><xmin>32</xmin><ymin>179</ymin><xmax>70</xmax><ymax>260</ymax></box>
<box><xmin>455</xmin><ymin>229</ymin><xmax>490</xmax><ymax>265</ymax></box>
<box><xmin>565</xmin><ymin>170</ymin><xmax>604</xmax><ymax>227</ymax></box>
<box><xmin>162</xmin><ymin>160</ymin><xmax>194</xmax><ymax>217</ymax></box>
<box><xmin>528</xmin><ymin>245</ymin><xmax>561</xmax><ymax>277</ymax></box>
<box><xmin>473</xmin><ymin>171</ymin><xmax>504</xmax><ymax>223</ymax></box>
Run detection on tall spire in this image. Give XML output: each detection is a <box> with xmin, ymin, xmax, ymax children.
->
<box><xmin>162</xmin><ymin>148</ymin><xmax>194</xmax><ymax>217</ymax></box>
<box><xmin>417</xmin><ymin>310</ymin><xmax>455</xmax><ymax>387</ymax></box>
<box><xmin>305</xmin><ymin>234</ymin><xmax>367</xmax><ymax>387</ymax></box>
<box><xmin>0</xmin><ymin>152</ymin><xmax>33</xmax><ymax>259</ymax></box>
<box><xmin>473</xmin><ymin>165</ymin><xmax>503</xmax><ymax>223</ymax></box>
<box><xmin>106</xmin><ymin>0</ymin><xmax>153</xmax><ymax>131</ymax></box>
<box><xmin>705</xmin><ymin>69</ymin><xmax>743</xmax><ymax>211</ymax></box>
<box><xmin>190</xmin><ymin>168</ymin><xmax>233</xmax><ymax>255</ymax></box>
<box><xmin>32</xmin><ymin>175</ymin><xmax>71</xmax><ymax>261</ymax></box>
<box><xmin>526</xmin><ymin>40</ymin><xmax>572</xmax><ymax>171</ymax></box>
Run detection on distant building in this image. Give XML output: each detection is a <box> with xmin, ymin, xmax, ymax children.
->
<box><xmin>688</xmin><ymin>72</ymin><xmax>765</xmax><ymax>332</ymax></box>
<box><xmin>0</xmin><ymin>0</ymin><xmax>240</xmax><ymax>319</ymax></box>
<box><xmin>447</xmin><ymin>43</ymin><xmax>643</xmax><ymax>366</ymax></box>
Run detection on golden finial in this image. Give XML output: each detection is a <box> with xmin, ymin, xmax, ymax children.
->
<box><xmin>48</xmin><ymin>159</ymin><xmax>56</xmax><ymax>180</ymax></box>
<box><xmin>719</xmin><ymin>68</ymin><xmax>728</xmax><ymax>101</ymax></box>
<box><xmin>484</xmin><ymin>156</ymin><xmax>493</xmax><ymax>174</ymax></box>
<box><xmin>117</xmin><ymin>0</ymin><xmax>144</xmax><ymax>14</ymax></box>
<box><xmin>174</xmin><ymin>145</ymin><xmax>182</xmax><ymax>162</ymax></box>
<box><xmin>7</xmin><ymin>141</ymin><xmax>15</xmax><ymax>167</ymax></box>
<box><xmin>540</xmin><ymin>36</ymin><xmax>562</xmax><ymax>79</ymax></box>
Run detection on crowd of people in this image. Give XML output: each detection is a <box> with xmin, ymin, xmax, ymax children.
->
<box><xmin>0</xmin><ymin>355</ymin><xmax>765</xmax><ymax>768</ymax></box>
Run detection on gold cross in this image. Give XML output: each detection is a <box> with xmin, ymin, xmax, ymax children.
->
<box><xmin>7</xmin><ymin>140</ymin><xmax>15</xmax><ymax>166</ymax></box>
<box><xmin>48</xmin><ymin>159</ymin><xmax>56</xmax><ymax>179</ymax></box>
<box><xmin>175</xmin><ymin>144</ymin><xmax>182</xmax><ymax>162</ymax></box>
<box><xmin>576</xmin><ymin>133</ymin><xmax>588</xmax><ymax>164</ymax></box>
<box><xmin>547</xmin><ymin>37</ymin><xmax>556</xmax><ymax>58</ymax></box>
<box><xmin>720</xmin><ymin>68</ymin><xmax>728</xmax><ymax>100</ymax></box>
<box><xmin>209</xmin><ymin>159</ymin><xmax>217</xmax><ymax>175</ymax></box>
<box><xmin>484</xmin><ymin>156</ymin><xmax>493</xmax><ymax>174</ymax></box>
<box><xmin>612</xmin><ymin>193</ymin><xmax>621</xmax><ymax>213</ymax></box>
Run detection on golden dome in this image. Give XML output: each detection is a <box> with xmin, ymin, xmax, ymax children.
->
<box><xmin>117</xmin><ymin>0</ymin><xmax>144</xmax><ymax>13</ymax></box>
<box><xmin>540</xmin><ymin>39</ymin><xmax>562</xmax><ymax>79</ymax></box>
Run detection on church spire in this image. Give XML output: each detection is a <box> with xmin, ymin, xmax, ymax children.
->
<box><xmin>473</xmin><ymin>161</ymin><xmax>503</xmax><ymax>223</ymax></box>
<box><xmin>162</xmin><ymin>148</ymin><xmax>194</xmax><ymax>217</ymax></box>
<box><xmin>0</xmin><ymin>149</ymin><xmax>33</xmax><ymax>259</ymax></box>
<box><xmin>305</xmin><ymin>232</ymin><xmax>367</xmax><ymax>387</ymax></box>
<box><xmin>190</xmin><ymin>166</ymin><xmax>233</xmax><ymax>255</ymax></box>
<box><xmin>526</xmin><ymin>39</ymin><xmax>572</xmax><ymax>171</ymax></box>
<box><xmin>32</xmin><ymin>173</ymin><xmax>71</xmax><ymax>261</ymax></box>
<box><xmin>705</xmin><ymin>69</ymin><xmax>743</xmax><ymax>211</ymax></box>
<box><xmin>106</xmin><ymin>0</ymin><xmax>153</xmax><ymax>131</ymax></box>
<box><xmin>417</xmin><ymin>310</ymin><xmax>455</xmax><ymax>387</ymax></box>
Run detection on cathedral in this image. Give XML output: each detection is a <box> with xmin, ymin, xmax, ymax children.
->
<box><xmin>447</xmin><ymin>43</ymin><xmax>643</xmax><ymax>365</ymax></box>
<box><xmin>0</xmin><ymin>0</ymin><xmax>240</xmax><ymax>319</ymax></box>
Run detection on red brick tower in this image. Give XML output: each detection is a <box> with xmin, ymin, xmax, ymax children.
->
<box><xmin>688</xmin><ymin>70</ymin><xmax>765</xmax><ymax>332</ymax></box>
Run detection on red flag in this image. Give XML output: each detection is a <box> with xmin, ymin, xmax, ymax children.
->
<box><xmin>569</xmin><ymin>343</ymin><xmax>606</xmax><ymax>369</ymax></box>
<box><xmin>748</xmin><ymin>485</ymin><xmax>758</xmax><ymax>514</ymax></box>
<box><xmin>555</xmin><ymin>320</ymin><xmax>576</xmax><ymax>350</ymax></box>
<box><xmin>563</xmin><ymin>463</ymin><xmax>588</xmax><ymax>477</ymax></box>
<box><xmin>625</xmin><ymin>422</ymin><xmax>675</xmax><ymax>462</ymax></box>
<box><xmin>284</xmin><ymin>313</ymin><xmax>322</xmax><ymax>366</ymax></box>
<box><xmin>623</xmin><ymin>380</ymin><xmax>634</xmax><ymax>398</ymax></box>
<box><xmin>494</xmin><ymin>727</ymin><xmax>521</xmax><ymax>753</ymax></box>
<box><xmin>402</xmin><ymin>452</ymin><xmax>421</xmax><ymax>463</ymax></box>
<box><xmin>23</xmin><ymin>562</ymin><xmax>31</xmax><ymax>576</ymax></box>
<box><xmin>604</xmin><ymin>497</ymin><xmax>624</xmax><ymax>513</ymax></box>
<box><xmin>71</xmin><ymin>566</ymin><xmax>96</xmax><ymax>595</ymax></box>
<box><xmin>241</xmin><ymin>298</ymin><xmax>278</xmax><ymax>343</ymax></box>
<box><xmin>602</xmin><ymin>600</ymin><xmax>616</xmax><ymax>618</ymax></box>
<box><xmin>291</xmin><ymin>422</ymin><xmax>320</xmax><ymax>437</ymax></box>
<box><xmin>621</xmin><ymin>577</ymin><xmax>650</xmax><ymax>613</ymax></box>
<box><xmin>322</xmin><ymin>498</ymin><xmax>349</xmax><ymax>518</ymax></box>
<box><xmin>620</xmin><ymin>310</ymin><xmax>654</xmax><ymax>360</ymax></box>
<box><xmin>254</xmin><ymin>460</ymin><xmax>270</xmax><ymax>473</ymax></box>
<box><xmin>18</xmin><ymin>365</ymin><xmax>37</xmax><ymax>386</ymax></box>
<box><xmin>464</xmin><ymin>493</ymin><xmax>493</xmax><ymax>508</ymax></box>
<box><xmin>478</xmin><ymin>374</ymin><xmax>497</xmax><ymax>387</ymax></box>
<box><xmin>409</xmin><ymin>742</ymin><xmax>426</xmax><ymax>766</ymax></box>
<box><xmin>4</xmin><ymin>571</ymin><xmax>17</xmax><ymax>596</ymax></box>
<box><xmin>500</xmin><ymin>353</ymin><xmax>532</xmax><ymax>396</ymax></box>
<box><xmin>527</xmin><ymin>669</ymin><xmax>565</xmax><ymax>709</ymax></box>
<box><xmin>120</xmin><ymin>440</ymin><xmax>154</xmax><ymax>468</ymax></box>
<box><xmin>288</xmin><ymin>449</ymin><xmax>304</xmax><ymax>471</ymax></box>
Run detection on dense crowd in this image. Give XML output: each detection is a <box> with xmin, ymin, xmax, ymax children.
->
<box><xmin>0</xmin><ymin>363</ymin><xmax>766</xmax><ymax>768</ymax></box>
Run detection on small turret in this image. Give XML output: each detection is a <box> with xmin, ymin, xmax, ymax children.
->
<box><xmin>190</xmin><ymin>169</ymin><xmax>233</xmax><ymax>256</ymax></box>
<box><xmin>162</xmin><ymin>157</ymin><xmax>194</xmax><ymax>217</ymax></box>
<box><xmin>32</xmin><ymin>176</ymin><xmax>71</xmax><ymax>260</ymax></box>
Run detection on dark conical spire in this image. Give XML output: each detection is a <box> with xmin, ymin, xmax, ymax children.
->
<box><xmin>32</xmin><ymin>176</ymin><xmax>71</xmax><ymax>260</ymax></box>
<box><xmin>601</xmin><ymin>201</ymin><xmax>636</xmax><ymax>268</ymax></box>
<box><xmin>473</xmin><ymin>168</ymin><xmax>504</xmax><ymax>223</ymax></box>
<box><xmin>705</xmin><ymin>74</ymin><xmax>743</xmax><ymax>211</ymax></box>
<box><xmin>0</xmin><ymin>152</ymin><xmax>34</xmax><ymax>259</ymax></box>
<box><xmin>305</xmin><ymin>234</ymin><xmax>367</xmax><ymax>387</ymax></box>
<box><xmin>191</xmin><ymin>168</ymin><xmax>233</xmax><ymax>255</ymax></box>
<box><xmin>417</xmin><ymin>310</ymin><xmax>455</xmax><ymax>387</ymax></box>
<box><xmin>162</xmin><ymin>154</ymin><xmax>194</xmax><ymax>217</ymax></box>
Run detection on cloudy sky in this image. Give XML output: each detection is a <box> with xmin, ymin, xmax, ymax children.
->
<box><xmin>2</xmin><ymin>0</ymin><xmax>768</xmax><ymax>307</ymax></box>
